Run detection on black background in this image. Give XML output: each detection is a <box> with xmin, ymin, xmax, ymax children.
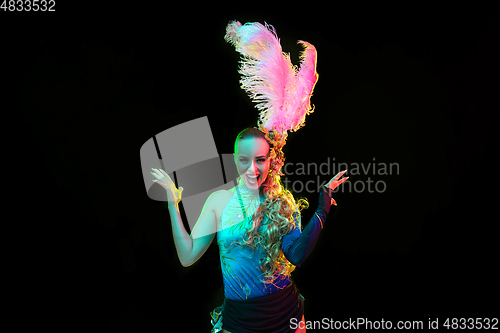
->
<box><xmin>6</xmin><ymin>1</ymin><xmax>498</xmax><ymax>331</ymax></box>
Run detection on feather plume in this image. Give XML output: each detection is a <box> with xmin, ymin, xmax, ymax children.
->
<box><xmin>224</xmin><ymin>21</ymin><xmax>318</xmax><ymax>135</ymax></box>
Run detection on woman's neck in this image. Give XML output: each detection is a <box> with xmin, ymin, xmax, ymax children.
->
<box><xmin>237</xmin><ymin>178</ymin><xmax>261</xmax><ymax>200</ymax></box>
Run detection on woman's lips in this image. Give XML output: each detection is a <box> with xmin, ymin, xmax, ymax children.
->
<box><xmin>246</xmin><ymin>174</ymin><xmax>260</xmax><ymax>184</ymax></box>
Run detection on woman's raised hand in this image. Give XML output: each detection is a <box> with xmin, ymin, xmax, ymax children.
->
<box><xmin>151</xmin><ymin>168</ymin><xmax>184</xmax><ymax>205</ymax></box>
<box><xmin>324</xmin><ymin>170</ymin><xmax>349</xmax><ymax>206</ymax></box>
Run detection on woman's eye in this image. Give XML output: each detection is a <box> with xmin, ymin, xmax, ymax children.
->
<box><xmin>258</xmin><ymin>159</ymin><xmax>266</xmax><ymax>163</ymax></box>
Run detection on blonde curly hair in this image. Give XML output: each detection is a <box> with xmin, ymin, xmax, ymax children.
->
<box><xmin>231</xmin><ymin>126</ymin><xmax>309</xmax><ymax>285</ymax></box>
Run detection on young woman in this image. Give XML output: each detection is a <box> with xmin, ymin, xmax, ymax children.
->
<box><xmin>151</xmin><ymin>127</ymin><xmax>348</xmax><ymax>332</ymax></box>
<box><xmin>151</xmin><ymin>20</ymin><xmax>348</xmax><ymax>332</ymax></box>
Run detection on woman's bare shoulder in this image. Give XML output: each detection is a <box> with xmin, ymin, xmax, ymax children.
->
<box><xmin>209</xmin><ymin>187</ymin><xmax>235</xmax><ymax>202</ymax></box>
<box><xmin>208</xmin><ymin>187</ymin><xmax>236</xmax><ymax>220</ymax></box>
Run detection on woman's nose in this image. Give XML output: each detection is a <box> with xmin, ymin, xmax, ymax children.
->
<box><xmin>249</xmin><ymin>160</ymin><xmax>258</xmax><ymax>173</ymax></box>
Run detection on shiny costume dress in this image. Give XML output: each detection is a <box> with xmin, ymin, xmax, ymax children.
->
<box><xmin>211</xmin><ymin>179</ymin><xmax>332</xmax><ymax>332</ymax></box>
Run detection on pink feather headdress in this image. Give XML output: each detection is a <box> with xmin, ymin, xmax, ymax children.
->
<box><xmin>224</xmin><ymin>20</ymin><xmax>319</xmax><ymax>138</ymax></box>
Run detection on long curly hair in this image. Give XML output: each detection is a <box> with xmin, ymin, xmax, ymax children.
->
<box><xmin>231</xmin><ymin>126</ymin><xmax>309</xmax><ymax>284</ymax></box>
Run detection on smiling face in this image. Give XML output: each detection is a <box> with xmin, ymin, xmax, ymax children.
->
<box><xmin>234</xmin><ymin>137</ymin><xmax>271</xmax><ymax>190</ymax></box>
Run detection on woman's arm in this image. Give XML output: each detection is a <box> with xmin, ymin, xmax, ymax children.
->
<box><xmin>169</xmin><ymin>191</ymin><xmax>221</xmax><ymax>267</ymax></box>
<box><xmin>151</xmin><ymin>168</ymin><xmax>219</xmax><ymax>267</ymax></box>
<box><xmin>168</xmin><ymin>201</ymin><xmax>194</xmax><ymax>267</ymax></box>
<box><xmin>281</xmin><ymin>171</ymin><xmax>348</xmax><ymax>266</ymax></box>
<box><xmin>281</xmin><ymin>186</ymin><xmax>333</xmax><ymax>266</ymax></box>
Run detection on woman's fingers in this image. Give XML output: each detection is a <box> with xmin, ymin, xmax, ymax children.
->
<box><xmin>152</xmin><ymin>180</ymin><xmax>166</xmax><ymax>188</ymax></box>
<box><xmin>338</xmin><ymin>176</ymin><xmax>349</xmax><ymax>185</ymax></box>
<box><xmin>332</xmin><ymin>176</ymin><xmax>349</xmax><ymax>186</ymax></box>
<box><xmin>334</xmin><ymin>170</ymin><xmax>348</xmax><ymax>180</ymax></box>
<box><xmin>159</xmin><ymin>169</ymin><xmax>172</xmax><ymax>181</ymax></box>
<box><xmin>326</xmin><ymin>170</ymin><xmax>348</xmax><ymax>187</ymax></box>
<box><xmin>326</xmin><ymin>174</ymin><xmax>350</xmax><ymax>191</ymax></box>
<box><xmin>151</xmin><ymin>168</ymin><xmax>174</xmax><ymax>184</ymax></box>
<box><xmin>151</xmin><ymin>168</ymin><xmax>161</xmax><ymax>178</ymax></box>
<box><xmin>151</xmin><ymin>168</ymin><xmax>183</xmax><ymax>203</ymax></box>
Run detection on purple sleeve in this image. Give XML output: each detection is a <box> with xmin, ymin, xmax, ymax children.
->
<box><xmin>281</xmin><ymin>187</ymin><xmax>333</xmax><ymax>266</ymax></box>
